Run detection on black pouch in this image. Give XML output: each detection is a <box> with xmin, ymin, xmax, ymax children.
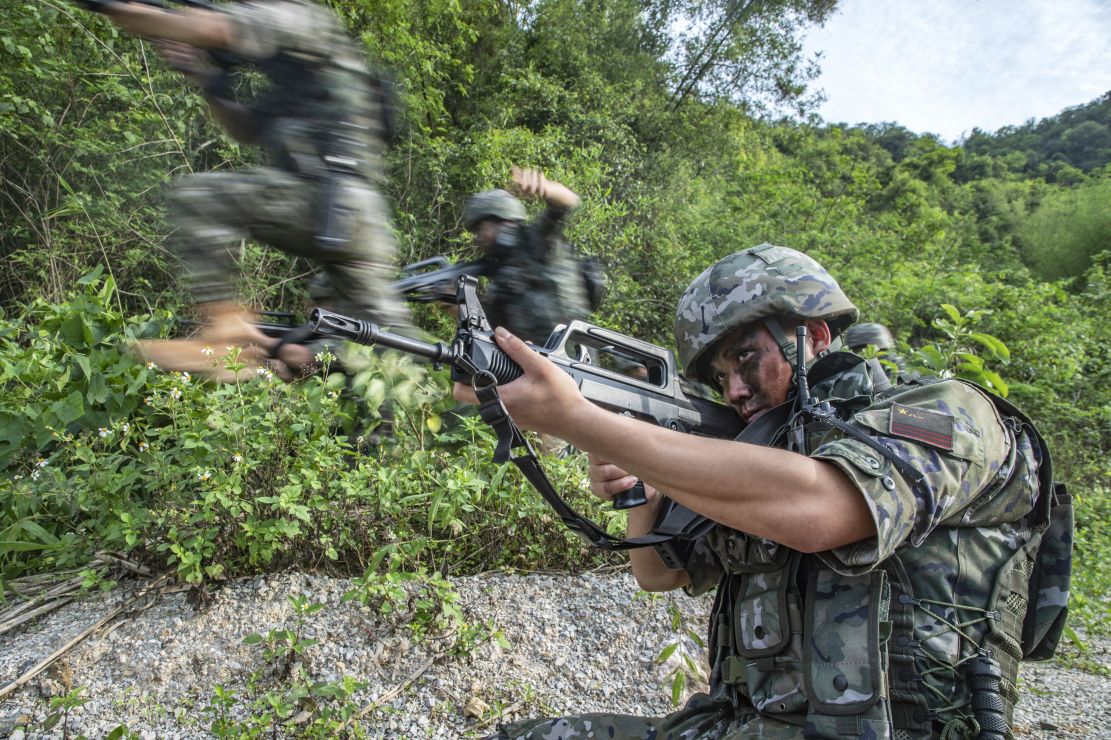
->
<box><xmin>1022</xmin><ymin>482</ymin><xmax>1074</xmax><ymax>660</ymax></box>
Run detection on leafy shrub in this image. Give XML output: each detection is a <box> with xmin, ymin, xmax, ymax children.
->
<box><xmin>1</xmin><ymin>273</ymin><xmax>616</xmax><ymax>589</ymax></box>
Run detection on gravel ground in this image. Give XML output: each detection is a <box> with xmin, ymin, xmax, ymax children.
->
<box><xmin>0</xmin><ymin>570</ymin><xmax>1107</xmax><ymax>738</ymax></box>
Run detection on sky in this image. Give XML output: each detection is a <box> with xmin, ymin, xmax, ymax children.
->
<box><xmin>802</xmin><ymin>0</ymin><xmax>1111</xmax><ymax>144</ymax></box>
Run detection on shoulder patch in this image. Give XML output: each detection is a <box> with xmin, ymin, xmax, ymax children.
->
<box><xmin>889</xmin><ymin>402</ymin><xmax>954</xmax><ymax>450</ymax></box>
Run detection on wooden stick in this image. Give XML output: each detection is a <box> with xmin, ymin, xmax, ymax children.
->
<box><xmin>342</xmin><ymin>657</ymin><xmax>436</xmax><ymax>730</ymax></box>
<box><xmin>95</xmin><ymin>552</ymin><xmax>153</xmax><ymax>577</ymax></box>
<box><xmin>0</xmin><ymin>573</ymin><xmax>170</xmax><ymax>701</ymax></box>
<box><xmin>0</xmin><ymin>597</ymin><xmax>74</xmax><ymax>636</ymax></box>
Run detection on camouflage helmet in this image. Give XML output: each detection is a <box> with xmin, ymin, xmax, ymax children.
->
<box><xmin>463</xmin><ymin>189</ymin><xmax>526</xmax><ymax>230</ymax></box>
<box><xmin>844</xmin><ymin>322</ymin><xmax>895</xmax><ymax>351</ymax></box>
<box><xmin>674</xmin><ymin>244</ymin><xmax>859</xmax><ymax>382</ymax></box>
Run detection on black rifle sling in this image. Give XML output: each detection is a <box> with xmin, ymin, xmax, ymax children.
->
<box><xmin>473</xmin><ymin>382</ymin><xmax>676</xmax><ymax>551</ymax></box>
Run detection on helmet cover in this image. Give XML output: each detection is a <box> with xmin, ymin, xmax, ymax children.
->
<box><xmin>674</xmin><ymin>244</ymin><xmax>858</xmax><ymax>381</ymax></box>
<box><xmin>463</xmin><ymin>189</ymin><xmax>526</xmax><ymax>230</ymax></box>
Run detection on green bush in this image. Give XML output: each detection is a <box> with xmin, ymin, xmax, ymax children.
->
<box><xmin>0</xmin><ymin>273</ymin><xmax>617</xmax><ymax>589</ymax></box>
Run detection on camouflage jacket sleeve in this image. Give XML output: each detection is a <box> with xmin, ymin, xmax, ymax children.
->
<box><xmin>224</xmin><ymin>0</ymin><xmax>339</xmax><ymax>61</ymax></box>
<box><xmin>809</xmin><ymin>379</ymin><xmax>1031</xmax><ymax>575</ymax></box>
<box><xmin>524</xmin><ymin>205</ymin><xmax>572</xmax><ymax>263</ymax></box>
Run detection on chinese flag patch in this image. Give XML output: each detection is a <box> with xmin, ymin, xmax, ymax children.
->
<box><xmin>889</xmin><ymin>403</ymin><xmax>955</xmax><ymax>450</ymax></box>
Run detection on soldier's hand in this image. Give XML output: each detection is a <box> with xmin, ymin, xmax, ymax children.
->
<box><xmin>587</xmin><ymin>453</ymin><xmax>659</xmax><ymax>505</ymax></box>
<box><xmin>157</xmin><ymin>40</ymin><xmax>218</xmax><ymax>89</ymax></box>
<box><xmin>511</xmin><ymin>166</ymin><xmax>581</xmax><ymax>210</ymax></box>
<box><xmin>451</xmin><ymin>326</ymin><xmax>590</xmax><ymax>437</ymax></box>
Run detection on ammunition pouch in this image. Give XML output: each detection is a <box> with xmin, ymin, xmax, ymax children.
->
<box><xmin>314</xmin><ymin>155</ymin><xmax>363</xmax><ymax>255</ymax></box>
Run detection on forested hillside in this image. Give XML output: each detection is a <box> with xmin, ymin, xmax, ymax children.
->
<box><xmin>2</xmin><ymin>0</ymin><xmax>1108</xmax><ymax>663</ymax></box>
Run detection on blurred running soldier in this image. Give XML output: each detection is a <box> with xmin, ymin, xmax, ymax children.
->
<box><xmin>75</xmin><ymin>0</ymin><xmax>413</xmax><ymax>377</ymax></box>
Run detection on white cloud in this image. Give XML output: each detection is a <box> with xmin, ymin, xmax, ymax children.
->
<box><xmin>804</xmin><ymin>0</ymin><xmax>1111</xmax><ymax>142</ymax></box>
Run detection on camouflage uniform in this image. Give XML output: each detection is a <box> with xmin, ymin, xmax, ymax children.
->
<box><xmin>170</xmin><ymin>0</ymin><xmax>413</xmax><ymax>332</ymax></box>
<box><xmin>493</xmin><ymin>245</ymin><xmax>1061</xmax><ymax>739</ymax></box>
<box><xmin>481</xmin><ymin>205</ymin><xmax>591</xmax><ymax>345</ymax></box>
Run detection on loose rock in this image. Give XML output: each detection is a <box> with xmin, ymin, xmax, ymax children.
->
<box><xmin>0</xmin><ymin>571</ymin><xmax>1106</xmax><ymax>738</ymax></box>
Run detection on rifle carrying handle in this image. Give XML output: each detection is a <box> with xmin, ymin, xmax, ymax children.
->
<box><xmin>612</xmin><ymin>481</ymin><xmax>648</xmax><ymax>509</ymax></box>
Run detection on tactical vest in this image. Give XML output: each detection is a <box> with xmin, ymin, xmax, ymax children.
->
<box><xmin>700</xmin><ymin>368</ymin><xmax>1070</xmax><ymax>739</ymax></box>
<box><xmin>244</xmin><ymin>3</ymin><xmax>388</xmax><ymax>183</ymax></box>
<box><xmin>484</xmin><ymin>216</ymin><xmax>592</xmax><ymax>344</ymax></box>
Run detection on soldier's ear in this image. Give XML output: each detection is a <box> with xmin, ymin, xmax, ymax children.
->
<box><xmin>805</xmin><ymin>319</ymin><xmax>832</xmax><ymax>355</ymax></box>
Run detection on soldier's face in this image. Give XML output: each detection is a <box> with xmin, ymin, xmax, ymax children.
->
<box><xmin>707</xmin><ymin>323</ymin><xmax>794</xmax><ymax>425</ymax></box>
<box><xmin>474</xmin><ymin>220</ymin><xmax>501</xmax><ymax>249</ymax></box>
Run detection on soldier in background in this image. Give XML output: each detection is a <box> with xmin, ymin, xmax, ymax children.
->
<box><xmin>75</xmin><ymin>0</ymin><xmax>413</xmax><ymax>377</ymax></box>
<box><xmin>463</xmin><ymin>166</ymin><xmax>592</xmax><ymax>345</ymax></box>
<box><xmin>844</xmin><ymin>321</ymin><xmax>907</xmax><ymax>379</ymax></box>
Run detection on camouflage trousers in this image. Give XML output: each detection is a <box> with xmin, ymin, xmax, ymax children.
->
<box><xmin>489</xmin><ymin>694</ymin><xmax>811</xmax><ymax>739</ymax></box>
<box><xmin>169</xmin><ymin>166</ymin><xmax>414</xmax><ymax>333</ymax></box>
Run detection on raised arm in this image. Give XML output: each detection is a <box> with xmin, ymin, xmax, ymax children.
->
<box><xmin>101</xmin><ymin>1</ymin><xmax>234</xmax><ymax>48</ymax></box>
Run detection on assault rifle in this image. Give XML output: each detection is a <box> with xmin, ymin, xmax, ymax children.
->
<box><xmin>392</xmin><ymin>257</ymin><xmax>486</xmax><ymax>304</ymax></box>
<box><xmin>178</xmin><ymin>257</ymin><xmax>485</xmax><ymax>338</ymax></box>
<box><xmin>308</xmin><ymin>275</ymin><xmax>741</xmax><ymax>553</ymax></box>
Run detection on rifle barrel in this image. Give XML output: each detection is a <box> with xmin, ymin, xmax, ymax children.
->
<box><xmin>309</xmin><ymin>308</ymin><xmax>454</xmax><ymax>363</ymax></box>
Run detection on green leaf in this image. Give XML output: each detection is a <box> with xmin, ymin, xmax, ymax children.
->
<box><xmin>940</xmin><ymin>303</ymin><xmax>962</xmax><ymax>323</ymax></box>
<box><xmin>48</xmin><ymin>391</ymin><xmax>85</xmax><ymax>426</ymax></box>
<box><xmin>18</xmin><ymin>518</ymin><xmax>60</xmax><ymax>545</ymax></box>
<box><xmin>76</xmin><ymin>265</ymin><xmax>105</xmax><ymax>285</ymax></box>
<box><xmin>969</xmin><ymin>332</ymin><xmax>1011</xmax><ymax>361</ymax></box>
<box><xmin>87</xmin><ymin>371</ymin><xmax>110</xmax><ymax>405</ymax></box>
<box><xmin>656</xmin><ymin>642</ymin><xmax>678</xmax><ymax>663</ymax></box>
<box><xmin>980</xmin><ymin>370</ymin><xmax>1009</xmax><ymax>397</ymax></box>
<box><xmin>670</xmin><ymin>670</ymin><xmax>686</xmax><ymax>706</ymax></box>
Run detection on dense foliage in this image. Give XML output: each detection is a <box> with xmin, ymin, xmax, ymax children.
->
<box><xmin>1</xmin><ymin>0</ymin><xmax>1108</xmax><ymax>648</ymax></box>
<box><xmin>963</xmin><ymin>92</ymin><xmax>1111</xmax><ymax>179</ymax></box>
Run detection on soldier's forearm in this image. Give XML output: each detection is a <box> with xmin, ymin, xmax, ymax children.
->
<box><xmin>105</xmin><ymin>2</ymin><xmax>232</xmax><ymax>48</ymax></box>
<box><xmin>541</xmin><ymin>179</ymin><xmax>580</xmax><ymax>210</ymax></box>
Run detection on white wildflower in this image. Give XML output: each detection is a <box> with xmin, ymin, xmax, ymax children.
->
<box><xmin>233</xmin><ymin>453</ymin><xmax>244</xmax><ymax>463</ymax></box>
<box><xmin>138</xmin><ymin>441</ymin><xmax>150</xmax><ymax>452</ymax></box>
<box><xmin>198</xmin><ymin>470</ymin><xmax>211</xmax><ymax>482</ymax></box>
<box><xmin>36</xmin><ymin>457</ymin><xmax>48</xmax><ymax>468</ymax></box>
<box><xmin>146</xmin><ymin>361</ymin><xmax>158</xmax><ymax>370</ymax></box>
<box><xmin>201</xmin><ymin>346</ymin><xmax>214</xmax><ymax>356</ymax></box>
<box><xmin>31</xmin><ymin>470</ymin><xmax>41</xmax><ymax>481</ymax></box>
<box><xmin>170</xmin><ymin>387</ymin><xmax>182</xmax><ymax>399</ymax></box>
<box><xmin>98</xmin><ymin>427</ymin><xmax>111</xmax><ymax>438</ymax></box>
<box><xmin>121</xmin><ymin>422</ymin><xmax>130</xmax><ymax>433</ymax></box>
